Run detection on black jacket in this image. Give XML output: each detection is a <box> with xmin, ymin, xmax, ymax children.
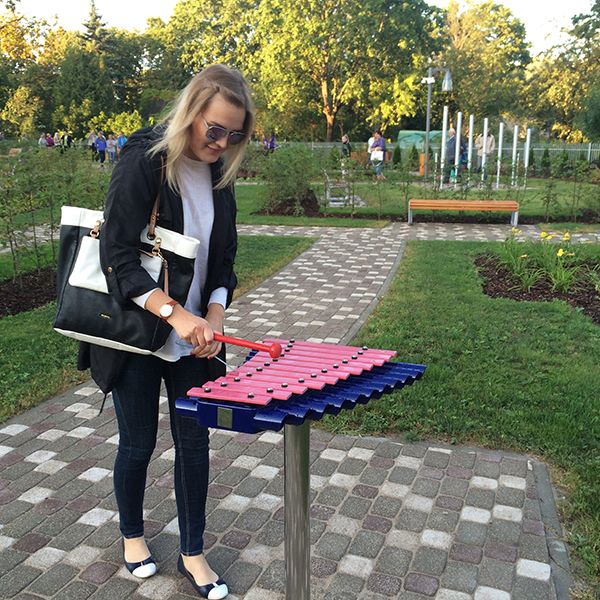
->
<box><xmin>78</xmin><ymin>126</ymin><xmax>237</xmax><ymax>392</ymax></box>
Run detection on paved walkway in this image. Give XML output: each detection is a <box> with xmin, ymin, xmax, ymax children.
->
<box><xmin>0</xmin><ymin>223</ymin><xmax>578</xmax><ymax>599</ymax></box>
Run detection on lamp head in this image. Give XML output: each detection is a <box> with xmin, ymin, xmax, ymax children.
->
<box><xmin>441</xmin><ymin>70</ymin><xmax>453</xmax><ymax>93</ymax></box>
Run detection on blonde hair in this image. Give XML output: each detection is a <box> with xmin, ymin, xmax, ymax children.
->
<box><xmin>149</xmin><ymin>64</ymin><xmax>255</xmax><ymax>190</ymax></box>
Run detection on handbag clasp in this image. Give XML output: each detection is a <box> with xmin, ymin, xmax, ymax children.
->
<box><xmin>151</xmin><ymin>237</ymin><xmax>162</xmax><ymax>257</ymax></box>
<box><xmin>90</xmin><ymin>220</ymin><xmax>102</xmax><ymax>239</ymax></box>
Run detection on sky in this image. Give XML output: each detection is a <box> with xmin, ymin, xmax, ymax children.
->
<box><xmin>9</xmin><ymin>0</ymin><xmax>596</xmax><ymax>55</ymax></box>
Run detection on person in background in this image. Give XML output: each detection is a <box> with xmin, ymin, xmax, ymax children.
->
<box><xmin>45</xmin><ymin>133</ymin><xmax>55</xmax><ymax>148</ymax></box>
<box><xmin>78</xmin><ymin>64</ymin><xmax>255</xmax><ymax>600</ymax></box>
<box><xmin>88</xmin><ymin>130</ymin><xmax>98</xmax><ymax>161</ymax></box>
<box><xmin>107</xmin><ymin>134</ymin><xmax>117</xmax><ymax>164</ymax></box>
<box><xmin>444</xmin><ymin>128</ymin><xmax>466</xmax><ymax>183</ymax></box>
<box><xmin>95</xmin><ymin>131</ymin><xmax>107</xmax><ymax>168</ymax></box>
<box><xmin>38</xmin><ymin>133</ymin><xmax>47</xmax><ymax>147</ymax></box>
<box><xmin>341</xmin><ymin>134</ymin><xmax>352</xmax><ymax>158</ymax></box>
<box><xmin>370</xmin><ymin>130</ymin><xmax>386</xmax><ymax>180</ymax></box>
<box><xmin>117</xmin><ymin>131</ymin><xmax>127</xmax><ymax>159</ymax></box>
<box><xmin>367</xmin><ymin>130</ymin><xmax>375</xmax><ymax>165</ymax></box>
<box><xmin>475</xmin><ymin>131</ymin><xmax>495</xmax><ymax>174</ymax></box>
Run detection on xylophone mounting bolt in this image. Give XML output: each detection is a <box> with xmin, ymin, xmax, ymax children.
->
<box><xmin>290</xmin><ymin>338</ymin><xmax>296</xmax><ymax>343</ymax></box>
<box><xmin>204</xmin><ymin>387</ymin><xmax>211</xmax><ymax>393</ymax></box>
<box><xmin>234</xmin><ymin>377</ymin><xmax>240</xmax><ymax>382</ymax></box>
<box><xmin>281</xmin><ymin>383</ymin><xmax>288</xmax><ymax>388</ymax></box>
<box><xmin>246</xmin><ymin>373</ymin><xmax>252</xmax><ymax>377</ymax></box>
<box><xmin>298</xmin><ymin>378</ymin><xmax>305</xmax><ymax>383</ymax></box>
<box><xmin>333</xmin><ymin>364</ymin><xmax>339</xmax><ymax>369</ymax></box>
<box><xmin>247</xmin><ymin>393</ymin><xmax>254</xmax><ymax>399</ymax></box>
<box><xmin>256</xmin><ymin>367</ymin><xmax>263</xmax><ymax>372</ymax></box>
<box><xmin>264</xmin><ymin>362</ymin><xmax>270</xmax><ymax>367</ymax></box>
<box><xmin>321</xmin><ymin>368</ymin><xmax>328</xmax><ymax>373</ymax></box>
<box><xmin>362</xmin><ymin>346</ymin><xmax>369</xmax><ymax>350</ymax></box>
<box><xmin>351</xmin><ymin>355</ymin><xmax>358</xmax><ymax>360</ymax></box>
<box><xmin>358</xmin><ymin>350</ymin><xmax>364</xmax><ymax>355</ymax></box>
<box><xmin>310</xmin><ymin>373</ymin><xmax>317</xmax><ymax>378</ymax></box>
<box><xmin>342</xmin><ymin>359</ymin><xmax>348</xmax><ymax>364</ymax></box>
<box><xmin>267</xmin><ymin>387</ymin><xmax>273</xmax><ymax>393</ymax></box>
<box><xmin>220</xmin><ymin>382</ymin><xmax>227</xmax><ymax>387</ymax></box>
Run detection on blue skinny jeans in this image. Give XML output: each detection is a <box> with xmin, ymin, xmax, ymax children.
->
<box><xmin>112</xmin><ymin>354</ymin><xmax>210</xmax><ymax>556</ymax></box>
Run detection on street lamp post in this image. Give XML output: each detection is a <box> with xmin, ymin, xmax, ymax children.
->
<box><xmin>423</xmin><ymin>67</ymin><xmax>453</xmax><ymax>179</ymax></box>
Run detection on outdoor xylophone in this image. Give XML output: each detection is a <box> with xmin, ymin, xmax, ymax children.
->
<box><xmin>175</xmin><ymin>333</ymin><xmax>426</xmax><ymax>599</ymax></box>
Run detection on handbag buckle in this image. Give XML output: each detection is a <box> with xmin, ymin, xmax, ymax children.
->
<box><xmin>90</xmin><ymin>220</ymin><xmax>102</xmax><ymax>239</ymax></box>
<box><xmin>151</xmin><ymin>237</ymin><xmax>162</xmax><ymax>257</ymax></box>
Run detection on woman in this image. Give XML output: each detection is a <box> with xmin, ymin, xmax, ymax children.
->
<box><xmin>341</xmin><ymin>134</ymin><xmax>352</xmax><ymax>158</ymax></box>
<box><xmin>81</xmin><ymin>65</ymin><xmax>255</xmax><ymax>599</ymax></box>
<box><xmin>370</xmin><ymin>130</ymin><xmax>386</xmax><ymax>180</ymax></box>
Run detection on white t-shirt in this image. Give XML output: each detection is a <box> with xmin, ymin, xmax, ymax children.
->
<box><xmin>134</xmin><ymin>154</ymin><xmax>227</xmax><ymax>361</ymax></box>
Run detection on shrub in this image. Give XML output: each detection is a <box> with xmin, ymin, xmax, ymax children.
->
<box><xmin>528</xmin><ymin>145</ymin><xmax>535</xmax><ymax>175</ymax></box>
<box><xmin>258</xmin><ymin>144</ymin><xmax>320</xmax><ymax>216</ymax></box>
<box><xmin>392</xmin><ymin>145</ymin><xmax>402</xmax><ymax>167</ymax></box>
<box><xmin>552</xmin><ymin>148</ymin><xmax>571</xmax><ymax>178</ymax></box>
<box><xmin>238</xmin><ymin>143</ymin><xmax>264</xmax><ymax>178</ymax></box>
<box><xmin>540</xmin><ymin>147</ymin><xmax>551</xmax><ymax>177</ymax></box>
<box><xmin>409</xmin><ymin>145</ymin><xmax>419</xmax><ymax>170</ymax></box>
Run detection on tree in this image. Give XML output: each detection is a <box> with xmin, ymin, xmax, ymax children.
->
<box><xmin>442</xmin><ymin>0</ymin><xmax>530</xmax><ymax>118</ymax></box>
<box><xmin>0</xmin><ymin>85</ymin><xmax>42</xmax><ymax>137</ymax></box>
<box><xmin>53</xmin><ymin>46</ymin><xmax>115</xmax><ymax>135</ymax></box>
<box><xmin>80</xmin><ymin>0</ymin><xmax>110</xmax><ymax>54</ymax></box>
<box><xmin>576</xmin><ymin>82</ymin><xmax>600</xmax><ymax>141</ymax></box>
<box><xmin>524</xmin><ymin>1</ymin><xmax>600</xmax><ymax>141</ymax></box>
<box><xmin>253</xmin><ymin>0</ymin><xmax>438</xmax><ymax>140</ymax></box>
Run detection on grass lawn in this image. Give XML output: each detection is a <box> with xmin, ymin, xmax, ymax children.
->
<box><xmin>235</xmin><ymin>176</ymin><xmax>600</xmax><ymax>225</ymax></box>
<box><xmin>0</xmin><ymin>234</ymin><xmax>314</xmax><ymax>422</ymax></box>
<box><xmin>235</xmin><ymin>184</ymin><xmax>388</xmax><ymax>227</ymax></box>
<box><xmin>322</xmin><ymin>240</ymin><xmax>600</xmax><ymax>583</ymax></box>
<box><xmin>538</xmin><ymin>222</ymin><xmax>600</xmax><ymax>233</ymax></box>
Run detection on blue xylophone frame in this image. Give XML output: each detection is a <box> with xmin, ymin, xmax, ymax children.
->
<box><xmin>176</xmin><ymin>360</ymin><xmax>426</xmax><ymax>434</ymax></box>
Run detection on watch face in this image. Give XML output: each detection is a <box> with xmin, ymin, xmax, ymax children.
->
<box><xmin>160</xmin><ymin>304</ymin><xmax>174</xmax><ymax>318</ymax></box>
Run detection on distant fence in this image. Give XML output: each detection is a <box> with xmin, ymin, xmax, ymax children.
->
<box><xmin>271</xmin><ymin>141</ymin><xmax>600</xmax><ymax>164</ymax></box>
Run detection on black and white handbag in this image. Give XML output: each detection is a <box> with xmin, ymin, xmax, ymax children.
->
<box><xmin>54</xmin><ymin>188</ymin><xmax>200</xmax><ymax>354</ymax></box>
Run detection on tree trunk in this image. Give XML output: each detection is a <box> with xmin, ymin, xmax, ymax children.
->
<box><xmin>325</xmin><ymin>113</ymin><xmax>335</xmax><ymax>142</ymax></box>
<box><xmin>321</xmin><ymin>77</ymin><xmax>337</xmax><ymax>142</ymax></box>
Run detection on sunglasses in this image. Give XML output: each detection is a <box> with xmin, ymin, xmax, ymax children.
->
<box><xmin>203</xmin><ymin>118</ymin><xmax>246</xmax><ymax>146</ymax></box>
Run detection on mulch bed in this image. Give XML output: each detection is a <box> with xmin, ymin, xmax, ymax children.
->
<box><xmin>0</xmin><ymin>267</ymin><xmax>57</xmax><ymax>317</ymax></box>
<box><xmin>475</xmin><ymin>254</ymin><xmax>600</xmax><ymax>326</ymax></box>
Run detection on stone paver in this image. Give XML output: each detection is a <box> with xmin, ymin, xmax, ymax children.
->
<box><xmin>0</xmin><ymin>223</ymin><xmax>572</xmax><ymax>598</ymax></box>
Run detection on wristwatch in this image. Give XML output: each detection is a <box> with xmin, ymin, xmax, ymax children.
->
<box><xmin>159</xmin><ymin>300</ymin><xmax>179</xmax><ymax>320</ymax></box>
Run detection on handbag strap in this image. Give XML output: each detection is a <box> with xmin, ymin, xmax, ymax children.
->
<box><xmin>147</xmin><ymin>155</ymin><xmax>165</xmax><ymax>240</ymax></box>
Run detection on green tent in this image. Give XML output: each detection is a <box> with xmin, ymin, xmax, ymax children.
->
<box><xmin>396</xmin><ymin>130</ymin><xmax>443</xmax><ymax>151</ymax></box>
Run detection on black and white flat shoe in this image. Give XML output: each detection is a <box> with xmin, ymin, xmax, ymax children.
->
<box><xmin>123</xmin><ymin>541</ymin><xmax>157</xmax><ymax>578</ymax></box>
<box><xmin>177</xmin><ymin>555</ymin><xmax>228</xmax><ymax>599</ymax></box>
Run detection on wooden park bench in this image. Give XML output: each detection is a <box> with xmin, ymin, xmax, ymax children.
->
<box><xmin>408</xmin><ymin>199</ymin><xmax>519</xmax><ymax>226</ymax></box>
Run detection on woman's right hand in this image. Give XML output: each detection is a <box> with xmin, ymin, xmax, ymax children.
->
<box><xmin>168</xmin><ymin>307</ymin><xmax>215</xmax><ymax>350</ymax></box>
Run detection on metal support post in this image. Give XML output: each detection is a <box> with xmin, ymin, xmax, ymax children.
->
<box><xmin>284</xmin><ymin>422</ymin><xmax>311</xmax><ymax>599</ymax></box>
<box><xmin>496</xmin><ymin>122</ymin><xmax>504</xmax><ymax>189</ymax></box>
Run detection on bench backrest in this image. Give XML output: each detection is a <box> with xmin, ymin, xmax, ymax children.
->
<box><xmin>409</xmin><ymin>199</ymin><xmax>518</xmax><ymax>210</ymax></box>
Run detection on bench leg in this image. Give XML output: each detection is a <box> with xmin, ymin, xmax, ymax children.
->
<box><xmin>511</xmin><ymin>211</ymin><xmax>519</xmax><ymax>227</ymax></box>
<box><xmin>408</xmin><ymin>208</ymin><xmax>413</xmax><ymax>225</ymax></box>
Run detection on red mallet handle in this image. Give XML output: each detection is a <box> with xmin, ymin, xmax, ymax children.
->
<box><xmin>213</xmin><ymin>332</ymin><xmax>282</xmax><ymax>358</ymax></box>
